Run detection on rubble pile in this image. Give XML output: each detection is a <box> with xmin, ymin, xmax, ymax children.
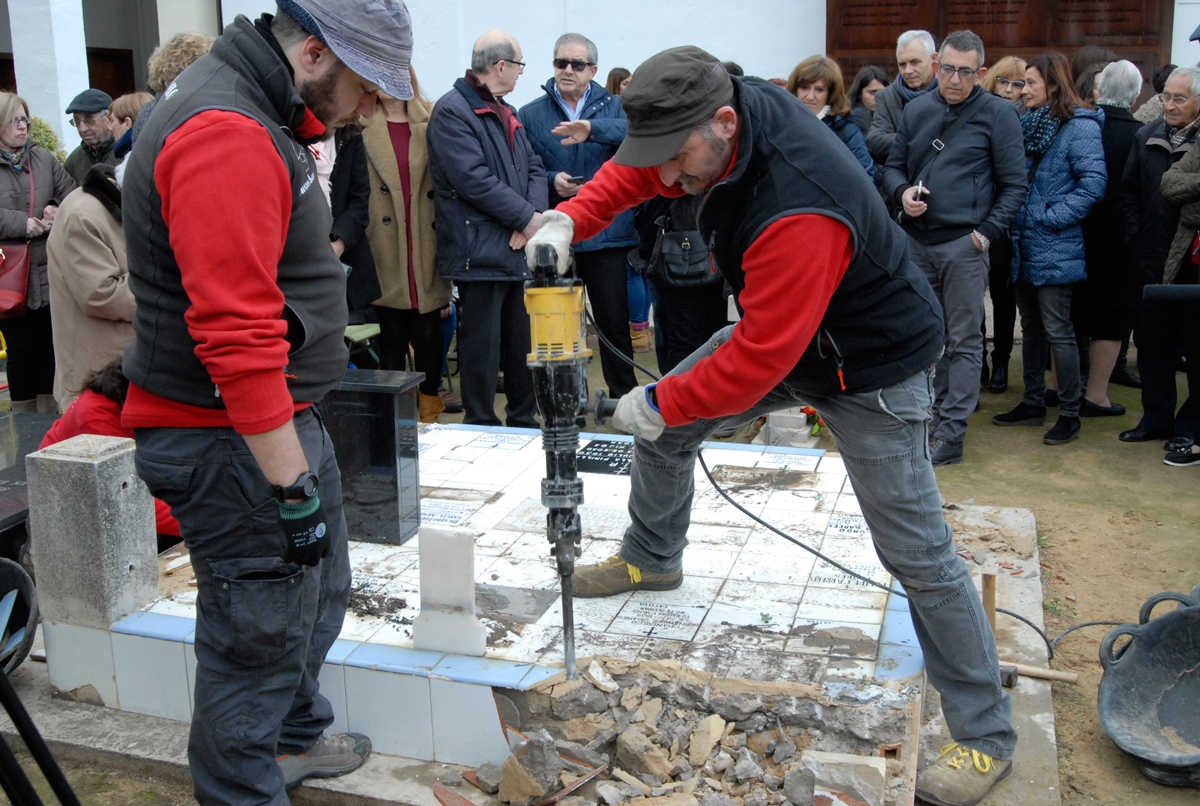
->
<box><xmin>481</xmin><ymin>658</ymin><xmax>913</xmax><ymax>806</ymax></box>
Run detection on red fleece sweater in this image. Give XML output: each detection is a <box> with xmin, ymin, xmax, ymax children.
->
<box><xmin>557</xmin><ymin>159</ymin><xmax>853</xmax><ymax>426</ymax></box>
<box><xmin>122</xmin><ymin>108</ymin><xmax>328</xmax><ymax>435</ymax></box>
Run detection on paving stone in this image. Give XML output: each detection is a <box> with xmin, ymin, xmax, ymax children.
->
<box><xmin>796</xmin><ymin>750</ymin><xmax>885</xmax><ymax>806</ymax></box>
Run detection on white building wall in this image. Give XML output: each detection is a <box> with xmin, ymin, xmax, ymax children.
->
<box><xmin>154</xmin><ymin>0</ymin><xmax>218</xmax><ymax>40</ymax></box>
<box><xmin>1172</xmin><ymin>1</ymin><xmax>1200</xmax><ymax>65</ymax></box>
<box><xmin>8</xmin><ymin>0</ymin><xmax>89</xmax><ymax>149</ymax></box>
<box><xmin>217</xmin><ymin>1</ymin><xmax>826</xmax><ymax>108</ymax></box>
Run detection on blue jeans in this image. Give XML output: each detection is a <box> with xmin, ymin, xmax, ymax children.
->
<box><xmin>134</xmin><ymin>408</ymin><xmax>350</xmax><ymax>805</ymax></box>
<box><xmin>1015</xmin><ymin>283</ymin><xmax>1080</xmax><ymax>417</ymax></box>
<box><xmin>626</xmin><ymin>262</ymin><xmax>651</xmax><ymax>324</ymax></box>
<box><xmin>621</xmin><ymin>326</ymin><xmax>1016</xmax><ymax>759</ymax></box>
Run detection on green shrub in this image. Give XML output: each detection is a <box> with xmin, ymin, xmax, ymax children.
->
<box><xmin>28</xmin><ymin>117</ymin><xmax>67</xmax><ymax>162</ymax></box>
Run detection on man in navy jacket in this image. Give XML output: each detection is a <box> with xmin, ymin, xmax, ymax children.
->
<box><xmin>428</xmin><ymin>30</ymin><xmax>547</xmax><ymax>426</ymax></box>
<box><xmin>519</xmin><ymin>33</ymin><xmax>638</xmax><ymax>398</ymax></box>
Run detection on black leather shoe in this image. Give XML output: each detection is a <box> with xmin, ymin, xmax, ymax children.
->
<box><xmin>1044</xmin><ymin>415</ymin><xmax>1081</xmax><ymax>445</ymax></box>
<box><xmin>987</xmin><ymin>365</ymin><xmax>1008</xmax><ymax>393</ymax></box>
<box><xmin>1119</xmin><ymin>425</ymin><xmax>1173</xmax><ymax>442</ymax></box>
<box><xmin>1080</xmin><ymin>399</ymin><xmax>1126</xmax><ymax>417</ymax></box>
<box><xmin>1165</xmin><ymin>436</ymin><xmax>1195</xmax><ymax>452</ymax></box>
<box><xmin>993</xmin><ymin>402</ymin><xmax>1046</xmax><ymax>426</ymax></box>
<box><xmin>1110</xmin><ymin>367</ymin><xmax>1142</xmax><ymax>388</ymax></box>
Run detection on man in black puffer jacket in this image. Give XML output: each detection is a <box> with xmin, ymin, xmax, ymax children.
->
<box><xmin>428</xmin><ymin>29</ymin><xmax>547</xmax><ymax>427</ymax></box>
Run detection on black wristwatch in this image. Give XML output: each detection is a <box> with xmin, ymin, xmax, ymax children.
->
<box><xmin>272</xmin><ymin>471</ymin><xmax>319</xmax><ymax>503</ymax></box>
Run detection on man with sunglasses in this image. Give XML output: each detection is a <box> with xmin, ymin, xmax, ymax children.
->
<box><xmin>881</xmin><ymin>29</ymin><xmax>1026</xmax><ymax>466</ymax></box>
<box><xmin>64</xmin><ymin>88</ymin><xmax>117</xmax><ymax>184</ymax></box>
<box><xmin>519</xmin><ymin>34</ymin><xmax>638</xmax><ymax>400</ymax></box>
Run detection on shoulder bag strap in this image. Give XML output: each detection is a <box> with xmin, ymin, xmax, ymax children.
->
<box><xmin>912</xmin><ymin>97</ymin><xmax>991</xmax><ymax>186</ymax></box>
<box><xmin>25</xmin><ymin>157</ymin><xmax>35</xmax><ymax>222</ymax></box>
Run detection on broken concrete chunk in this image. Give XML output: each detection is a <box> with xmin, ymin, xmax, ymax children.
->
<box><xmin>637</xmin><ymin>696</ymin><xmax>665</xmax><ymax>727</ymax></box>
<box><xmin>555</xmin><ymin>738</ymin><xmax>609</xmax><ymax>769</ymax></box>
<box><xmin>552</xmin><ymin>678</ymin><xmax>611</xmax><ymax>719</ymax></box>
<box><xmin>709</xmin><ymin>750</ymin><xmax>734</xmax><ymax>773</ymax></box>
<box><xmin>499</xmin><ymin>755</ymin><xmax>547</xmax><ymax>805</ymax></box>
<box><xmin>796</xmin><ymin>750</ymin><xmax>886</xmax><ymax>806</ymax></box>
<box><xmin>782</xmin><ymin>766</ymin><xmax>815</xmax><ymax>806</ymax></box>
<box><xmin>621</xmin><ymin>685</ymin><xmax>646</xmax><ymax>711</ymax></box>
<box><xmin>615</xmin><ymin>727</ymin><xmax>674</xmax><ymax>782</ymax></box>
<box><xmin>643</xmin><ymin>795</ymin><xmax>699</xmax><ymax>806</ymax></box>
<box><xmin>762</xmin><ymin>773</ymin><xmax>783</xmax><ymax>791</ymax></box>
<box><xmin>476</xmin><ymin>762</ymin><xmax>503</xmax><ymax>794</ymax></box>
<box><xmin>513</xmin><ymin>729</ymin><xmax>564</xmax><ymax>790</ymax></box>
<box><xmin>559</xmin><ymin>798</ymin><xmax>595</xmax><ymax>806</ymax></box>
<box><xmin>564</xmin><ymin>713</ymin><xmax>616</xmax><ymax>744</ymax></box>
<box><xmin>585</xmin><ymin>659</ymin><xmax>620</xmax><ymax>693</ymax></box>
<box><xmin>771</xmin><ymin>740</ymin><xmax>796</xmax><ymax>764</ymax></box>
<box><xmin>733</xmin><ymin>748</ymin><xmax>764</xmax><ymax>782</ymax></box>
<box><xmin>439</xmin><ymin>769</ymin><xmax>464</xmax><ymax>786</ymax></box>
<box><xmin>721</xmin><ymin>732</ymin><xmax>748</xmax><ymax>751</ymax></box>
<box><xmin>745</xmin><ymin>789</ymin><xmax>770</xmax><ymax>806</ymax></box>
<box><xmin>699</xmin><ymin>795</ymin><xmax>740</xmax><ymax>806</ymax></box>
<box><xmin>688</xmin><ymin>714</ymin><xmax>727</xmax><ymax>766</ymax></box>
<box><xmin>595</xmin><ymin>781</ymin><xmax>625</xmax><ymax>806</ymax></box>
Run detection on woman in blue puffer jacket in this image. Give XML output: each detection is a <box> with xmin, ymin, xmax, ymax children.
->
<box><xmin>995</xmin><ymin>52</ymin><xmax>1106</xmax><ymax>446</ymax></box>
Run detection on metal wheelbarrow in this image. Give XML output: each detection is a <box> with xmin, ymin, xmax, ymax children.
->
<box><xmin>1098</xmin><ymin>584</ymin><xmax>1200</xmax><ymax>787</ymax></box>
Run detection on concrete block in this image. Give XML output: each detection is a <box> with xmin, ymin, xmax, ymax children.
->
<box><xmin>26</xmin><ymin>435</ymin><xmax>157</xmax><ymax>630</ymax></box>
<box><xmin>412</xmin><ymin>526</ymin><xmax>487</xmax><ymax>655</ymax></box>
<box><xmin>796</xmin><ymin>749</ymin><xmax>887</xmax><ymax>806</ymax></box>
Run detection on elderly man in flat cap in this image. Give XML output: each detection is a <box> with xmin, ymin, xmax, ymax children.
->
<box><xmin>64</xmin><ymin>87</ymin><xmax>116</xmax><ymax>183</ymax></box>
<box><xmin>528</xmin><ymin>46</ymin><xmax>1018</xmax><ymax>806</ymax></box>
<box><xmin>122</xmin><ymin>2</ymin><xmax>414</xmax><ymax>802</ymax></box>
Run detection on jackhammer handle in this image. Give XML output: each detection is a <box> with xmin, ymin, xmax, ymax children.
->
<box><xmin>594</xmin><ymin>390</ymin><xmax>618</xmax><ymax>425</ymax></box>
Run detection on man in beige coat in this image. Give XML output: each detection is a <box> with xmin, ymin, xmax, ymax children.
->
<box><xmin>46</xmin><ymin>163</ymin><xmax>133</xmax><ymax>411</ymax></box>
<box><xmin>362</xmin><ymin>86</ymin><xmax>452</xmax><ymax>422</ymax></box>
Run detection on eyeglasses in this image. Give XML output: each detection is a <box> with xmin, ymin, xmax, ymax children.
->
<box><xmin>1162</xmin><ymin>92</ymin><xmax>1197</xmax><ymax>106</ymax></box>
<box><xmin>68</xmin><ymin>111</ymin><xmax>109</xmax><ymax>128</ymax></box>
<box><xmin>995</xmin><ymin>77</ymin><xmax>1026</xmax><ymax>89</ymax></box>
<box><xmin>6</xmin><ymin>116</ymin><xmax>29</xmax><ymax>128</ymax></box>
<box><xmin>553</xmin><ymin>58</ymin><xmax>594</xmax><ymax>72</ymax></box>
<box><xmin>497</xmin><ymin>58</ymin><xmax>525</xmax><ymax>71</ymax></box>
<box><xmin>938</xmin><ymin>64</ymin><xmax>979</xmax><ymax>80</ymax></box>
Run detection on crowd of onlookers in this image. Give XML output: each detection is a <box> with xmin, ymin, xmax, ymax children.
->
<box><xmin>0</xmin><ymin>21</ymin><xmax>1196</xmax><ymax>471</ymax></box>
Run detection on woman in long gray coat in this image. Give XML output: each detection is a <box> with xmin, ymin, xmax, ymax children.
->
<box><xmin>0</xmin><ymin>92</ymin><xmax>77</xmax><ymax>411</ymax></box>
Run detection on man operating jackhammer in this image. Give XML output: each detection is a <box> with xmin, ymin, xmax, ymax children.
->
<box><xmin>526</xmin><ymin>46</ymin><xmax>1017</xmax><ymax>806</ymax></box>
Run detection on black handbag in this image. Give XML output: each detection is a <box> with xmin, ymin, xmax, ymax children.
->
<box><xmin>646</xmin><ymin>214</ymin><xmax>721</xmax><ymax>288</ymax></box>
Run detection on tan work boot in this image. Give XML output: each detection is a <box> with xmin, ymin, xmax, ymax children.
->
<box><xmin>629</xmin><ymin>324</ymin><xmax>652</xmax><ymax>353</ymax></box>
<box><xmin>574</xmin><ymin>554</ymin><xmax>682</xmax><ymax>598</ymax></box>
<box><xmin>418</xmin><ymin>393</ymin><xmax>445</xmax><ymax>423</ymax></box>
<box><xmin>916</xmin><ymin>742</ymin><xmax>1012</xmax><ymax>806</ymax></box>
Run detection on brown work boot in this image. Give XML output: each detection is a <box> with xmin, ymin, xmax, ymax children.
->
<box><xmin>574</xmin><ymin>554</ymin><xmax>682</xmax><ymax>598</ymax></box>
<box><xmin>419</xmin><ymin>393</ymin><xmax>445</xmax><ymax>423</ymax></box>
<box><xmin>915</xmin><ymin>742</ymin><xmax>1012</xmax><ymax>806</ymax></box>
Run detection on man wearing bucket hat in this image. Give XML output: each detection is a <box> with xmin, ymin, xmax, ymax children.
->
<box><xmin>528</xmin><ymin>46</ymin><xmax>1017</xmax><ymax>806</ymax></box>
<box><xmin>121</xmin><ymin>2</ymin><xmax>413</xmax><ymax>801</ymax></box>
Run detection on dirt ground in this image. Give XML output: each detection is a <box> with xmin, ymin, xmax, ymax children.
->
<box><xmin>936</xmin><ymin>373</ymin><xmax>1199</xmax><ymax>806</ymax></box>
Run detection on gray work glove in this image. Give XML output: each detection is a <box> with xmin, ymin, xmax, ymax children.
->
<box><xmin>613</xmin><ymin>384</ymin><xmax>666</xmax><ymax>441</ymax></box>
<box><xmin>524</xmin><ymin>209</ymin><xmax>575</xmax><ymax>275</ymax></box>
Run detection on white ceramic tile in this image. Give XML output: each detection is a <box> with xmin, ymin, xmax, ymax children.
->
<box><xmin>762</xmin><ymin>487</ymin><xmax>824</xmax><ymax>513</ymax></box>
<box><xmin>825</xmin><ymin>657</ymin><xmax>876</xmax><ymax>681</ymax></box>
<box><xmin>717</xmin><ymin>579</ymin><xmax>805</xmax><ymax>606</ymax></box>
<box><xmin>43</xmin><ymin>623</ymin><xmax>118</xmax><ymax>707</ymax></box>
<box><xmin>682</xmin><ymin>545</ymin><xmax>740</xmax><ymax>579</ymax></box>
<box><xmin>112</xmin><ymin>633</ymin><xmax>190</xmax><ymax>721</ymax></box>
<box><xmin>794</xmin><ymin>603</ymin><xmax>884</xmax><ymax>626</ymax></box>
<box><xmin>184</xmin><ymin>642</ymin><xmax>196</xmax><ymax>706</ymax></box>
<box><xmin>572</xmin><ymin>629</ymin><xmax>644</xmax><ymax>663</ymax></box>
<box><xmin>816</xmin><ymin>455</ymin><xmax>846</xmax><ymax>475</ymax></box>
<box><xmin>319</xmin><ymin>662</ymin><xmax>349</xmax><ymax>734</ymax></box>
<box><xmin>338</xmin><ymin>613</ymin><xmax>386</xmax><ymax>643</ymax></box>
<box><xmin>801</xmin><ymin>586</ymin><xmax>888</xmax><ymax>612</ymax></box>
<box><xmin>608</xmin><ymin>599</ymin><xmax>709</xmax><ymax>641</ymax></box>
<box><xmin>538</xmin><ymin>592</ymin><xmax>630</xmax><ymax>633</ymax></box>
<box><xmin>146</xmin><ymin>596</ymin><xmax>198</xmax><ymax>619</ymax></box>
<box><xmin>344</xmin><ymin>667</ymin><xmax>432</xmax><ymax>759</ymax></box>
<box><xmin>786</xmin><ymin>619</ymin><xmax>882</xmax><ymax>659</ymax></box>
<box><xmin>475</xmin><ymin>555</ymin><xmax>560</xmax><ymax>589</ymax></box>
<box><xmin>730</xmin><ymin>549</ymin><xmax>817</xmax><ymax>586</ymax></box>
<box><xmin>833</xmin><ymin>493</ymin><xmax>863</xmax><ymax>515</ymax></box>
<box><xmin>686</xmin><ymin>523</ymin><xmax>752</xmax><ymax>548</ymax></box>
<box><xmin>806</xmin><ymin>560</ymin><xmax>891</xmax><ymax>590</ymax></box>
<box><xmin>813</xmin><ymin>470</ymin><xmax>848</xmax><ymax>494</ymax></box>
<box><xmin>430</xmin><ymin>679</ymin><xmax>511</xmax><ymax>766</ymax></box>
<box><xmin>503</xmin><ymin>534</ymin><xmax>560</xmax><ymax>561</ymax></box>
<box><xmin>755</xmin><ymin>452</ymin><xmax>821</xmax><ymax>472</ymax></box>
<box><xmin>472</xmin><ymin>529</ymin><xmax>522</xmax><ymax>555</ymax></box>
<box><xmin>577</xmin><ymin>537</ymin><xmax>623</xmax><ymax>564</ymax></box>
<box><xmin>491</xmin><ymin>622</ymin><xmax>561</xmax><ymax>664</ymax></box>
<box><xmin>694</xmin><ymin>600</ymin><xmax>794</xmax><ymax>641</ymax></box>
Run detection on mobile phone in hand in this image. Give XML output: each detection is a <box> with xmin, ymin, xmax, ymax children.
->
<box><xmin>568</xmin><ymin>176</ymin><xmax>585</xmax><ymax>184</ymax></box>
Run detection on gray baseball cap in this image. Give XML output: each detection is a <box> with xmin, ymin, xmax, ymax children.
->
<box><xmin>277</xmin><ymin>0</ymin><xmax>413</xmax><ymax>100</ymax></box>
<box><xmin>615</xmin><ymin>46</ymin><xmax>734</xmax><ymax>168</ymax></box>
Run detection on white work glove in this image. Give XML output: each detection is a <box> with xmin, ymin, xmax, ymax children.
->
<box><xmin>524</xmin><ymin>209</ymin><xmax>575</xmax><ymax>276</ymax></box>
<box><xmin>612</xmin><ymin>384</ymin><xmax>666</xmax><ymax>441</ymax></box>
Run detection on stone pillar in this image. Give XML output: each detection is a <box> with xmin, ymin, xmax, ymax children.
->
<box><xmin>412</xmin><ymin>527</ymin><xmax>487</xmax><ymax>656</ymax></box>
<box><xmin>7</xmin><ymin>0</ymin><xmax>89</xmax><ymax>153</ymax></box>
<box><xmin>26</xmin><ymin>435</ymin><xmax>158</xmax><ymax>630</ymax></box>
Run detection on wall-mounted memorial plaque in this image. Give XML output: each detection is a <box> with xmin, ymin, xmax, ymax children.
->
<box><xmin>827</xmin><ymin>0</ymin><xmax>1171</xmax><ymax>83</ymax></box>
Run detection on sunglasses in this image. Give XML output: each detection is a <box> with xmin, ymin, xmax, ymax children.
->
<box><xmin>553</xmin><ymin>58</ymin><xmax>594</xmax><ymax>72</ymax></box>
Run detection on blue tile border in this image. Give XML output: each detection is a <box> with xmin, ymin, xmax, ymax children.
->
<box><xmin>345</xmin><ymin>643</ymin><xmax>444</xmax><ymax>676</ymax></box>
<box><xmin>880</xmin><ymin>605</ymin><xmax>920</xmax><ymax>648</ymax></box>
<box><xmin>325</xmin><ymin>639</ymin><xmax>360</xmax><ymax>665</ymax></box>
<box><xmin>516</xmin><ymin>664</ymin><xmax>562</xmax><ymax>690</ymax></box>
<box><xmin>875</xmin><ymin>641</ymin><xmax>924</xmax><ymax>680</ymax></box>
<box><xmin>432</xmin><ymin>655</ymin><xmax>539</xmax><ymax>688</ymax></box>
<box><xmin>111</xmin><ymin>612</ymin><xmax>194</xmax><ymax>643</ymax></box>
<box><xmin>579</xmin><ymin>431</ymin><xmax>633</xmax><ymax>443</ymax></box>
<box><xmin>759</xmin><ymin>444</ymin><xmax>824</xmax><ymax>456</ymax></box>
<box><xmin>442</xmin><ymin>423</ymin><xmax>540</xmax><ymax>435</ymax></box>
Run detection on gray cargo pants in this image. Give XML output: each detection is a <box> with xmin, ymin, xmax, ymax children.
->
<box><xmin>135</xmin><ymin>407</ymin><xmax>350</xmax><ymax>805</ymax></box>
<box><xmin>620</xmin><ymin>326</ymin><xmax>1017</xmax><ymax>760</ymax></box>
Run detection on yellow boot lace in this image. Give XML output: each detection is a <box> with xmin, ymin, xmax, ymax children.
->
<box><xmin>937</xmin><ymin>742</ymin><xmax>996</xmax><ymax>774</ymax></box>
<box><xmin>599</xmin><ymin>554</ymin><xmax>643</xmax><ymax>584</ymax></box>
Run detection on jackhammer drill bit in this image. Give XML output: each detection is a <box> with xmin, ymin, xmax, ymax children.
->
<box><xmin>525</xmin><ymin>243</ymin><xmax>591</xmax><ymax>679</ymax></box>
